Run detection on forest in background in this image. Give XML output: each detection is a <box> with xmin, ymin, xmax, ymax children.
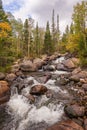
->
<box><xmin>0</xmin><ymin>0</ymin><xmax>87</xmax><ymax>72</ymax></box>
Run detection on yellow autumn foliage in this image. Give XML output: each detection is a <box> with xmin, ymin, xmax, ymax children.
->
<box><xmin>0</xmin><ymin>22</ymin><xmax>12</xmax><ymax>39</ymax></box>
<box><xmin>66</xmin><ymin>34</ymin><xmax>80</xmax><ymax>52</ymax></box>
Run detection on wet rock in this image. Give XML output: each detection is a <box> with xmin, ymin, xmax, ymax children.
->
<box><xmin>70</xmin><ymin>71</ymin><xmax>87</xmax><ymax>82</ymax></box>
<box><xmin>49</xmin><ymin>55</ymin><xmax>57</xmax><ymax>61</ymax></box>
<box><xmin>20</xmin><ymin>60</ymin><xmax>37</xmax><ymax>72</ymax></box>
<box><xmin>47</xmin><ymin>120</ymin><xmax>84</xmax><ymax>130</ymax></box>
<box><xmin>56</xmin><ymin>63</ymin><xmax>67</xmax><ymax>71</ymax></box>
<box><xmin>0</xmin><ymin>72</ymin><xmax>5</xmax><ymax>80</ymax></box>
<box><xmin>0</xmin><ymin>81</ymin><xmax>9</xmax><ymax>96</ymax></box>
<box><xmin>43</xmin><ymin>65</ymin><xmax>56</xmax><ymax>71</ymax></box>
<box><xmin>15</xmin><ymin>70</ymin><xmax>24</xmax><ymax>77</ymax></box>
<box><xmin>0</xmin><ymin>81</ymin><xmax>10</xmax><ymax>105</ymax></box>
<box><xmin>11</xmin><ymin>64</ymin><xmax>20</xmax><ymax>73</ymax></box>
<box><xmin>24</xmin><ymin>94</ymin><xmax>35</xmax><ymax>103</ymax></box>
<box><xmin>63</xmin><ymin>59</ymin><xmax>76</xmax><ymax>69</ymax></box>
<box><xmin>72</xmin><ymin>67</ymin><xmax>81</xmax><ymax>75</ymax></box>
<box><xmin>45</xmin><ymin>89</ymin><xmax>53</xmax><ymax>98</ymax></box>
<box><xmin>30</xmin><ymin>85</ymin><xmax>48</xmax><ymax>95</ymax></box>
<box><xmin>71</xmin><ymin>58</ymin><xmax>79</xmax><ymax>65</ymax></box>
<box><xmin>33</xmin><ymin>58</ymin><xmax>46</xmax><ymax>69</ymax></box>
<box><xmin>55</xmin><ymin>77</ymin><xmax>69</xmax><ymax>86</ymax></box>
<box><xmin>44</xmin><ymin>74</ymin><xmax>52</xmax><ymax>83</ymax></box>
<box><xmin>64</xmin><ymin>104</ymin><xmax>85</xmax><ymax>118</ymax></box>
<box><xmin>6</xmin><ymin>73</ymin><xmax>16</xmax><ymax>82</ymax></box>
<box><xmin>27</xmin><ymin>79</ymin><xmax>34</xmax><ymax>85</ymax></box>
<box><xmin>82</xmin><ymin>84</ymin><xmax>87</xmax><ymax>91</ymax></box>
<box><xmin>41</xmin><ymin>55</ymin><xmax>48</xmax><ymax>61</ymax></box>
<box><xmin>84</xmin><ymin>118</ymin><xmax>87</xmax><ymax>130</ymax></box>
<box><xmin>70</xmin><ymin>75</ymin><xmax>80</xmax><ymax>82</ymax></box>
<box><xmin>80</xmin><ymin>79</ymin><xmax>87</xmax><ymax>84</ymax></box>
<box><xmin>72</xmin><ymin>118</ymin><xmax>83</xmax><ymax>126</ymax></box>
<box><xmin>0</xmin><ymin>95</ymin><xmax>10</xmax><ymax>105</ymax></box>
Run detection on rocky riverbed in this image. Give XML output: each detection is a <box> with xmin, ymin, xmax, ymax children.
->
<box><xmin>0</xmin><ymin>53</ymin><xmax>87</xmax><ymax>130</ymax></box>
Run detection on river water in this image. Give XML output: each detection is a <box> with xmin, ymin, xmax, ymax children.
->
<box><xmin>0</xmin><ymin>57</ymin><xmax>70</xmax><ymax>130</ymax></box>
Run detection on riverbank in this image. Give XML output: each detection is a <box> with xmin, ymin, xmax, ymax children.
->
<box><xmin>0</xmin><ymin>53</ymin><xmax>87</xmax><ymax>130</ymax></box>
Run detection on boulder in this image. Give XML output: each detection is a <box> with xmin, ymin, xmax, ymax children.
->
<box><xmin>0</xmin><ymin>81</ymin><xmax>10</xmax><ymax>105</ymax></box>
<box><xmin>84</xmin><ymin>118</ymin><xmax>87</xmax><ymax>130</ymax></box>
<box><xmin>70</xmin><ymin>71</ymin><xmax>87</xmax><ymax>82</ymax></box>
<box><xmin>0</xmin><ymin>72</ymin><xmax>5</xmax><ymax>80</ymax></box>
<box><xmin>24</xmin><ymin>94</ymin><xmax>35</xmax><ymax>103</ymax></box>
<box><xmin>71</xmin><ymin>58</ymin><xmax>79</xmax><ymax>65</ymax></box>
<box><xmin>72</xmin><ymin>67</ymin><xmax>81</xmax><ymax>75</ymax></box>
<box><xmin>80</xmin><ymin>78</ymin><xmax>87</xmax><ymax>84</ymax></box>
<box><xmin>11</xmin><ymin>64</ymin><xmax>20</xmax><ymax>73</ymax></box>
<box><xmin>46</xmin><ymin>89</ymin><xmax>53</xmax><ymax>98</ymax></box>
<box><xmin>44</xmin><ymin>74</ymin><xmax>52</xmax><ymax>83</ymax></box>
<box><xmin>33</xmin><ymin>58</ymin><xmax>46</xmax><ymax>69</ymax></box>
<box><xmin>30</xmin><ymin>85</ymin><xmax>48</xmax><ymax>95</ymax></box>
<box><xmin>64</xmin><ymin>104</ymin><xmax>85</xmax><ymax>118</ymax></box>
<box><xmin>20</xmin><ymin>60</ymin><xmax>37</xmax><ymax>72</ymax></box>
<box><xmin>82</xmin><ymin>84</ymin><xmax>87</xmax><ymax>91</ymax></box>
<box><xmin>49</xmin><ymin>55</ymin><xmax>57</xmax><ymax>61</ymax></box>
<box><xmin>41</xmin><ymin>55</ymin><xmax>48</xmax><ymax>61</ymax></box>
<box><xmin>63</xmin><ymin>59</ymin><xmax>76</xmax><ymax>69</ymax></box>
<box><xmin>6</xmin><ymin>73</ymin><xmax>16</xmax><ymax>82</ymax></box>
<box><xmin>15</xmin><ymin>70</ymin><xmax>24</xmax><ymax>77</ymax></box>
<box><xmin>55</xmin><ymin>77</ymin><xmax>69</xmax><ymax>86</ymax></box>
<box><xmin>56</xmin><ymin>63</ymin><xmax>67</xmax><ymax>71</ymax></box>
<box><xmin>47</xmin><ymin>120</ymin><xmax>84</xmax><ymax>130</ymax></box>
<box><xmin>43</xmin><ymin>65</ymin><xmax>56</xmax><ymax>71</ymax></box>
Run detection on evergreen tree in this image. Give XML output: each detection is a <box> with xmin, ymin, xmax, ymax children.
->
<box><xmin>23</xmin><ymin>19</ymin><xmax>29</xmax><ymax>56</ymax></box>
<box><xmin>52</xmin><ymin>9</ymin><xmax>56</xmax><ymax>51</ymax></box>
<box><xmin>44</xmin><ymin>21</ymin><xmax>52</xmax><ymax>54</ymax></box>
<box><xmin>35</xmin><ymin>22</ymin><xmax>40</xmax><ymax>55</ymax></box>
<box><xmin>70</xmin><ymin>22</ymin><xmax>74</xmax><ymax>34</ymax></box>
<box><xmin>56</xmin><ymin>14</ymin><xmax>60</xmax><ymax>49</ymax></box>
<box><xmin>0</xmin><ymin>0</ymin><xmax>8</xmax><ymax>22</ymax></box>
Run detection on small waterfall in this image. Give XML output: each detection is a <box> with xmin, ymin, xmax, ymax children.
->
<box><xmin>11</xmin><ymin>87</ymin><xmax>18</xmax><ymax>96</ymax></box>
<box><xmin>6</xmin><ymin>75</ymin><xmax>66</xmax><ymax>130</ymax></box>
<box><xmin>1</xmin><ymin>56</ymin><xmax>70</xmax><ymax>130</ymax></box>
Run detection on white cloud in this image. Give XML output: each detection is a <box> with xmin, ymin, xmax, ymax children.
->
<box><xmin>2</xmin><ymin>0</ymin><xmax>15</xmax><ymax>5</ymax></box>
<box><xmin>2</xmin><ymin>0</ymin><xmax>83</xmax><ymax>33</ymax></box>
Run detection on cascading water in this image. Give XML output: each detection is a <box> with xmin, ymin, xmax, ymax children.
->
<box><xmin>0</xmin><ymin>57</ymin><xmax>70</xmax><ymax>130</ymax></box>
<box><xmin>7</xmin><ymin>77</ymin><xmax>65</xmax><ymax>130</ymax></box>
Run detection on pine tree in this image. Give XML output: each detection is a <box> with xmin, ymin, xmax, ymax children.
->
<box><xmin>23</xmin><ymin>19</ymin><xmax>29</xmax><ymax>56</ymax></box>
<box><xmin>52</xmin><ymin>9</ymin><xmax>56</xmax><ymax>51</ymax></box>
<box><xmin>35</xmin><ymin>22</ymin><xmax>40</xmax><ymax>56</ymax></box>
<box><xmin>70</xmin><ymin>22</ymin><xmax>74</xmax><ymax>34</ymax></box>
<box><xmin>44</xmin><ymin>21</ymin><xmax>52</xmax><ymax>54</ymax></box>
<box><xmin>56</xmin><ymin>14</ymin><xmax>60</xmax><ymax>48</ymax></box>
<box><xmin>0</xmin><ymin>0</ymin><xmax>8</xmax><ymax>22</ymax></box>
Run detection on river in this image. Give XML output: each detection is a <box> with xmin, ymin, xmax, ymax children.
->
<box><xmin>0</xmin><ymin>57</ymin><xmax>71</xmax><ymax>130</ymax></box>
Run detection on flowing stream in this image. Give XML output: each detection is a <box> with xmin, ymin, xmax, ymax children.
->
<box><xmin>0</xmin><ymin>57</ymin><xmax>71</xmax><ymax>130</ymax></box>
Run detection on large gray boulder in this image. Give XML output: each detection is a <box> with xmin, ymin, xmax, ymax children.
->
<box><xmin>47</xmin><ymin>120</ymin><xmax>84</xmax><ymax>130</ymax></box>
<box><xmin>0</xmin><ymin>72</ymin><xmax>5</xmax><ymax>80</ymax></box>
<box><xmin>64</xmin><ymin>104</ymin><xmax>85</xmax><ymax>118</ymax></box>
<box><xmin>20</xmin><ymin>60</ymin><xmax>37</xmax><ymax>72</ymax></box>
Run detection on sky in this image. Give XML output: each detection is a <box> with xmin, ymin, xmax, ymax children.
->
<box><xmin>2</xmin><ymin>0</ymin><xmax>83</xmax><ymax>33</ymax></box>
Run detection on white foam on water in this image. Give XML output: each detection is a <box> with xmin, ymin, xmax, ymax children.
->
<box><xmin>7</xmin><ymin>94</ymin><xmax>64</xmax><ymax>130</ymax></box>
<box><xmin>51</xmin><ymin>70</ymin><xmax>68</xmax><ymax>75</ymax></box>
<box><xmin>45</xmin><ymin>79</ymin><xmax>67</xmax><ymax>94</ymax></box>
<box><xmin>54</xmin><ymin>57</ymin><xmax>65</xmax><ymax>64</ymax></box>
<box><xmin>7</xmin><ymin>95</ymin><xmax>31</xmax><ymax>118</ymax></box>
<box><xmin>17</xmin><ymin>103</ymin><xmax>63</xmax><ymax>130</ymax></box>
